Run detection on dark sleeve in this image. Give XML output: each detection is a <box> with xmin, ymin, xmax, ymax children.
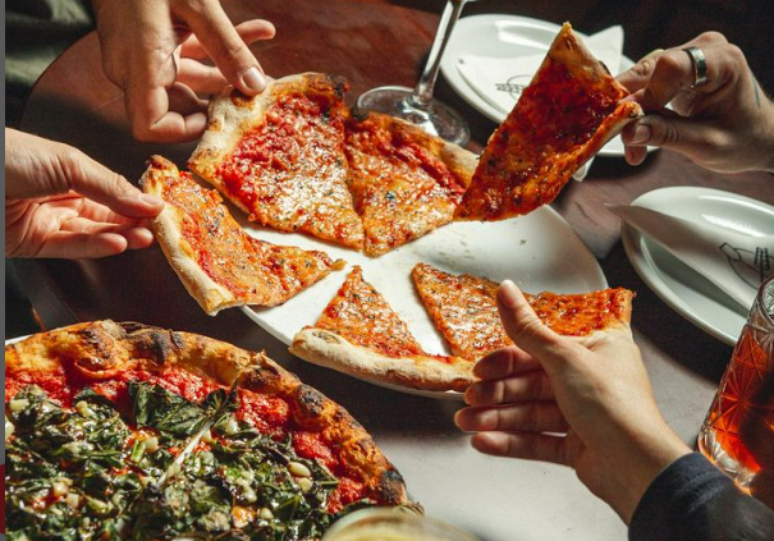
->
<box><xmin>629</xmin><ymin>453</ymin><xmax>774</xmax><ymax>541</ymax></box>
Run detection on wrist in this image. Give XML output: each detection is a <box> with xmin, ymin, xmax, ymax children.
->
<box><xmin>616</xmin><ymin>426</ymin><xmax>692</xmax><ymax>523</ymax></box>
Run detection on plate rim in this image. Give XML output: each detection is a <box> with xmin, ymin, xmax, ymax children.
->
<box><xmin>440</xmin><ymin>13</ymin><xmax>638</xmax><ymax>158</ymax></box>
<box><xmin>620</xmin><ymin>186</ymin><xmax>774</xmax><ymax>346</ymax></box>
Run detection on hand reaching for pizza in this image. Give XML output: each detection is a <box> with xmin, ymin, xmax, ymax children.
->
<box><xmin>92</xmin><ymin>0</ymin><xmax>275</xmax><ymax>143</ymax></box>
<box><xmin>5</xmin><ymin>129</ymin><xmax>164</xmax><ymax>259</ymax></box>
<box><xmin>455</xmin><ymin>281</ymin><xmax>691</xmax><ymax>523</ymax></box>
<box><xmin>617</xmin><ymin>32</ymin><xmax>774</xmax><ymax>173</ymax></box>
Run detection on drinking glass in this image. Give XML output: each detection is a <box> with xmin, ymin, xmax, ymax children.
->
<box><xmin>698</xmin><ymin>276</ymin><xmax>774</xmax><ymax>508</ymax></box>
<box><xmin>356</xmin><ymin>0</ymin><xmax>473</xmax><ymax>145</ymax></box>
<box><xmin>323</xmin><ymin>508</ymin><xmax>479</xmax><ymax>541</ymax></box>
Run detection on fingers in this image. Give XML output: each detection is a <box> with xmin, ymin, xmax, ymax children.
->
<box><xmin>470</xmin><ymin>432</ymin><xmax>572</xmax><ymax>466</ymax></box>
<box><xmin>178</xmin><ymin>5</ymin><xmax>270</xmax><ymax>94</ymax></box>
<box><xmin>167</xmin><ymin>82</ymin><xmax>209</xmax><ymax>116</ymax></box>
<box><xmin>621</xmin><ymin>114</ymin><xmax>731</xmax><ymax>159</ymax></box>
<box><xmin>465</xmin><ymin>371</ymin><xmax>554</xmax><ymax>407</ymax></box>
<box><xmin>618</xmin><ymin>35</ymin><xmax>743</xmax><ymax>112</ymax></box>
<box><xmin>176</xmin><ymin>59</ymin><xmax>229</xmax><ymax>95</ymax></box>
<box><xmin>456</xmin><ymin>403</ymin><xmax>568</xmax><ymax>433</ymax></box>
<box><xmin>473</xmin><ymin>346</ymin><xmax>540</xmax><ymax>380</ymax></box>
<box><xmin>180</xmin><ymin>19</ymin><xmax>276</xmax><ymax>60</ymax></box>
<box><xmin>496</xmin><ymin>281</ymin><xmax>576</xmax><ymax>371</ymax></box>
<box><xmin>33</xmin><ymin>231</ymin><xmax>131</xmax><ymax>259</ymax></box>
<box><xmin>125</xmin><ymin>82</ymin><xmax>209</xmax><ymax>142</ymax></box>
<box><xmin>56</xmin><ymin>145</ymin><xmax>165</xmax><ymax>218</ymax></box>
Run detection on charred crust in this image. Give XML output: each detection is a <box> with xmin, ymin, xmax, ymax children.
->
<box><xmin>295</xmin><ymin>384</ymin><xmax>326</xmax><ymax>418</ymax></box>
<box><xmin>128</xmin><ymin>330</ymin><xmax>178</xmax><ymax>365</ymax></box>
<box><xmin>376</xmin><ymin>468</ymin><xmax>408</xmax><ymax>505</ymax></box>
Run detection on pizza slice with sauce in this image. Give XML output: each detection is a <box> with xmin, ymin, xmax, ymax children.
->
<box><xmin>345</xmin><ymin>112</ymin><xmax>476</xmax><ymax>256</ymax></box>
<box><xmin>5</xmin><ymin>321</ymin><xmax>413</xmax><ymax>540</ymax></box>
<box><xmin>189</xmin><ymin>73</ymin><xmax>365</xmax><ymax>250</ymax></box>
<box><xmin>291</xmin><ymin>266</ymin><xmax>474</xmax><ymax>391</ymax></box>
<box><xmin>455</xmin><ymin>23</ymin><xmax>642</xmax><ymax>221</ymax></box>
<box><xmin>142</xmin><ymin>156</ymin><xmax>343</xmax><ymax>315</ymax></box>
<box><xmin>412</xmin><ymin>263</ymin><xmax>634</xmax><ymax>361</ymax></box>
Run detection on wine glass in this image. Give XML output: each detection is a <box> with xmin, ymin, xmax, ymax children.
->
<box><xmin>356</xmin><ymin>0</ymin><xmax>473</xmax><ymax>145</ymax></box>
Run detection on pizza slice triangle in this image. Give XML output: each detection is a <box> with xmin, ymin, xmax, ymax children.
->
<box><xmin>344</xmin><ymin>112</ymin><xmax>476</xmax><ymax>256</ymax></box>
<box><xmin>189</xmin><ymin>73</ymin><xmax>365</xmax><ymax>250</ymax></box>
<box><xmin>412</xmin><ymin>263</ymin><xmax>634</xmax><ymax>361</ymax></box>
<box><xmin>455</xmin><ymin>23</ymin><xmax>643</xmax><ymax>221</ymax></box>
<box><xmin>290</xmin><ymin>266</ymin><xmax>474</xmax><ymax>391</ymax></box>
<box><xmin>142</xmin><ymin>156</ymin><xmax>343</xmax><ymax>316</ymax></box>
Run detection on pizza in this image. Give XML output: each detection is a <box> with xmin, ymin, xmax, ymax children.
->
<box><xmin>189</xmin><ymin>73</ymin><xmax>365</xmax><ymax>250</ymax></box>
<box><xmin>5</xmin><ymin>321</ymin><xmax>413</xmax><ymax>540</ymax></box>
<box><xmin>290</xmin><ymin>267</ymin><xmax>474</xmax><ymax>392</ymax></box>
<box><xmin>412</xmin><ymin>263</ymin><xmax>634</xmax><ymax>361</ymax></box>
<box><xmin>142</xmin><ymin>156</ymin><xmax>343</xmax><ymax>316</ymax></box>
<box><xmin>455</xmin><ymin>23</ymin><xmax>643</xmax><ymax>221</ymax></box>
<box><xmin>344</xmin><ymin>112</ymin><xmax>475</xmax><ymax>256</ymax></box>
<box><xmin>189</xmin><ymin>73</ymin><xmax>478</xmax><ymax>256</ymax></box>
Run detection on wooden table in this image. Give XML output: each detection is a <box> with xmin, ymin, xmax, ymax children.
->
<box><xmin>16</xmin><ymin>1</ymin><xmax>774</xmax><ymax>539</ymax></box>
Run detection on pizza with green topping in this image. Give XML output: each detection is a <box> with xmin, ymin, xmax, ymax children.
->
<box><xmin>5</xmin><ymin>321</ymin><xmax>414</xmax><ymax>540</ymax></box>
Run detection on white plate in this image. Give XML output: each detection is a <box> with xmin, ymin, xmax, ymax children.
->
<box><xmin>440</xmin><ymin>14</ymin><xmax>642</xmax><ymax>158</ymax></box>
<box><xmin>241</xmin><ymin>207</ymin><xmax>607</xmax><ymax>398</ymax></box>
<box><xmin>622</xmin><ymin>187</ymin><xmax>774</xmax><ymax>346</ymax></box>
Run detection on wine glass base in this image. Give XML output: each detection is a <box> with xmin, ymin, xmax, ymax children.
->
<box><xmin>355</xmin><ymin>86</ymin><xmax>471</xmax><ymax>146</ymax></box>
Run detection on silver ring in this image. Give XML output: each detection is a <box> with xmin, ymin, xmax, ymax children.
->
<box><xmin>683</xmin><ymin>46</ymin><xmax>708</xmax><ymax>88</ymax></box>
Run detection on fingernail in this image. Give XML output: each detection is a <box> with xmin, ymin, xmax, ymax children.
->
<box><xmin>139</xmin><ymin>194</ymin><xmax>164</xmax><ymax>207</ymax></box>
<box><xmin>630</xmin><ymin>122</ymin><xmax>652</xmax><ymax>145</ymax></box>
<box><xmin>499</xmin><ymin>280</ymin><xmax>520</xmax><ymax>309</ymax></box>
<box><xmin>242</xmin><ymin>67</ymin><xmax>267</xmax><ymax>92</ymax></box>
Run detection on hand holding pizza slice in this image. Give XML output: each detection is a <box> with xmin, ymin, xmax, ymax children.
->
<box><xmin>455</xmin><ymin>23</ymin><xmax>643</xmax><ymax>221</ymax></box>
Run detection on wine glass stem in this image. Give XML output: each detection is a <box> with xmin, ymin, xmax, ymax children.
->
<box><xmin>409</xmin><ymin>0</ymin><xmax>467</xmax><ymax>110</ymax></box>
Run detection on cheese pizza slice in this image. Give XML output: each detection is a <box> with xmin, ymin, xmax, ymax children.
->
<box><xmin>291</xmin><ymin>266</ymin><xmax>474</xmax><ymax>392</ymax></box>
<box><xmin>412</xmin><ymin>263</ymin><xmax>634</xmax><ymax>361</ymax></box>
<box><xmin>345</xmin><ymin>112</ymin><xmax>476</xmax><ymax>256</ymax></box>
<box><xmin>142</xmin><ymin>156</ymin><xmax>342</xmax><ymax>315</ymax></box>
<box><xmin>189</xmin><ymin>73</ymin><xmax>365</xmax><ymax>250</ymax></box>
<box><xmin>455</xmin><ymin>23</ymin><xmax>642</xmax><ymax>221</ymax></box>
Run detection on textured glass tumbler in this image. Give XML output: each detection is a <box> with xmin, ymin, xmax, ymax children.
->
<box><xmin>322</xmin><ymin>508</ymin><xmax>479</xmax><ymax>541</ymax></box>
<box><xmin>698</xmin><ymin>276</ymin><xmax>774</xmax><ymax>508</ymax></box>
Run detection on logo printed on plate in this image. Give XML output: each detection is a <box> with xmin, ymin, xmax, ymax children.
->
<box><xmin>495</xmin><ymin>74</ymin><xmax>531</xmax><ymax>101</ymax></box>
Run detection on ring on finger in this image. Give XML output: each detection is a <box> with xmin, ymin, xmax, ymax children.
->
<box><xmin>682</xmin><ymin>46</ymin><xmax>708</xmax><ymax>88</ymax></box>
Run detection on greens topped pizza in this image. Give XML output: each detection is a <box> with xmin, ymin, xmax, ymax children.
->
<box><xmin>5</xmin><ymin>321</ymin><xmax>414</xmax><ymax>540</ymax></box>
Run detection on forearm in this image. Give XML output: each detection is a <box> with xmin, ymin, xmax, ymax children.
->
<box><xmin>630</xmin><ymin>453</ymin><xmax>774</xmax><ymax>541</ymax></box>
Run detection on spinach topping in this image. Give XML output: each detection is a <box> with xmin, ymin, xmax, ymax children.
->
<box><xmin>6</xmin><ymin>384</ymin><xmax>374</xmax><ymax>541</ymax></box>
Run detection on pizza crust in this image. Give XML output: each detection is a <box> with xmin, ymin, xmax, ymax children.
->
<box><xmin>6</xmin><ymin>321</ymin><xmax>411</xmax><ymax>508</ymax></box>
<box><xmin>141</xmin><ymin>157</ymin><xmax>239</xmax><ymax>316</ymax></box>
<box><xmin>290</xmin><ymin>328</ymin><xmax>474</xmax><ymax>393</ymax></box>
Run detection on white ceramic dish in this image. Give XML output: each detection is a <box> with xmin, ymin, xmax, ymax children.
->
<box><xmin>440</xmin><ymin>14</ymin><xmax>641</xmax><ymax>158</ymax></box>
<box><xmin>621</xmin><ymin>187</ymin><xmax>774</xmax><ymax>346</ymax></box>
<box><xmin>240</xmin><ymin>207</ymin><xmax>608</xmax><ymax>398</ymax></box>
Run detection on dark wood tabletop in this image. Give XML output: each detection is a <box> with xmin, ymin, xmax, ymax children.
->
<box><xmin>15</xmin><ymin>0</ymin><xmax>774</xmax><ymax>538</ymax></box>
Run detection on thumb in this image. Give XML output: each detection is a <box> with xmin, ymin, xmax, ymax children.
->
<box><xmin>56</xmin><ymin>145</ymin><xmax>164</xmax><ymax>219</ymax></box>
<box><xmin>497</xmin><ymin>281</ymin><xmax>575</xmax><ymax>373</ymax></box>
<box><xmin>621</xmin><ymin>114</ymin><xmax>726</xmax><ymax>156</ymax></box>
<box><xmin>181</xmin><ymin>3</ymin><xmax>268</xmax><ymax>94</ymax></box>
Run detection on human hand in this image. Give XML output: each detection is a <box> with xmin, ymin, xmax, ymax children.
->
<box><xmin>5</xmin><ymin>129</ymin><xmax>164</xmax><ymax>259</ymax></box>
<box><xmin>617</xmin><ymin>32</ymin><xmax>774</xmax><ymax>173</ymax></box>
<box><xmin>454</xmin><ymin>281</ymin><xmax>691</xmax><ymax>522</ymax></box>
<box><xmin>92</xmin><ymin>0</ymin><xmax>275</xmax><ymax>143</ymax></box>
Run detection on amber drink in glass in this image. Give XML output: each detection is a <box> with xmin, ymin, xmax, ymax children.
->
<box><xmin>698</xmin><ymin>276</ymin><xmax>774</xmax><ymax>508</ymax></box>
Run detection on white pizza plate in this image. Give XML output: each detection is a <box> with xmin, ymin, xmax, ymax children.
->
<box><xmin>6</xmin><ymin>336</ymin><xmax>29</xmax><ymax>346</ymax></box>
<box><xmin>240</xmin><ymin>207</ymin><xmax>608</xmax><ymax>399</ymax></box>
<box><xmin>440</xmin><ymin>14</ymin><xmax>650</xmax><ymax>158</ymax></box>
<box><xmin>621</xmin><ymin>187</ymin><xmax>774</xmax><ymax>346</ymax></box>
